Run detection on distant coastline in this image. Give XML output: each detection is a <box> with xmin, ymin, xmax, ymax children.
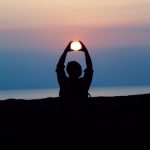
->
<box><xmin>1</xmin><ymin>86</ymin><xmax>150</xmax><ymax>100</ymax></box>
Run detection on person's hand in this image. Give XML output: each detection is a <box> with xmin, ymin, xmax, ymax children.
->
<box><xmin>79</xmin><ymin>41</ymin><xmax>88</xmax><ymax>52</ymax></box>
<box><xmin>64</xmin><ymin>41</ymin><xmax>73</xmax><ymax>53</ymax></box>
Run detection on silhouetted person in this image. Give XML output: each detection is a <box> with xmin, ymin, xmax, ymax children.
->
<box><xmin>56</xmin><ymin>41</ymin><xmax>93</xmax><ymax>100</ymax></box>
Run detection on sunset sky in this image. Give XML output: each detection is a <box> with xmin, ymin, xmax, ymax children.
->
<box><xmin>0</xmin><ymin>0</ymin><xmax>150</xmax><ymax>90</ymax></box>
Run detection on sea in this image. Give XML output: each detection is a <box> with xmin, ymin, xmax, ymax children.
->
<box><xmin>0</xmin><ymin>86</ymin><xmax>150</xmax><ymax>100</ymax></box>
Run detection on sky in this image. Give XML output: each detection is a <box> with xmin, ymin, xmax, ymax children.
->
<box><xmin>0</xmin><ymin>0</ymin><xmax>150</xmax><ymax>90</ymax></box>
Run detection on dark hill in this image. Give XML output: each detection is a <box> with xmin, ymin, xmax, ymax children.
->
<box><xmin>0</xmin><ymin>94</ymin><xmax>150</xmax><ymax>149</ymax></box>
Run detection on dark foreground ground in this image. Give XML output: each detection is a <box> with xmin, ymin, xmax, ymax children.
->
<box><xmin>0</xmin><ymin>94</ymin><xmax>150</xmax><ymax>149</ymax></box>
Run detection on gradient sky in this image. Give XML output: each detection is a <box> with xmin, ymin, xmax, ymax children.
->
<box><xmin>0</xmin><ymin>0</ymin><xmax>150</xmax><ymax>90</ymax></box>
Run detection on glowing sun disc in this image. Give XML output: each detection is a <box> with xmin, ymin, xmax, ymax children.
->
<box><xmin>70</xmin><ymin>41</ymin><xmax>82</xmax><ymax>51</ymax></box>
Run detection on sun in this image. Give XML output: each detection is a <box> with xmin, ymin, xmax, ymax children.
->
<box><xmin>70</xmin><ymin>41</ymin><xmax>82</xmax><ymax>51</ymax></box>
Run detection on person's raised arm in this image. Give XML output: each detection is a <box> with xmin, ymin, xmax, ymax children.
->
<box><xmin>57</xmin><ymin>41</ymin><xmax>72</xmax><ymax>67</ymax></box>
<box><xmin>79</xmin><ymin>41</ymin><xmax>93</xmax><ymax>70</ymax></box>
<box><xmin>56</xmin><ymin>41</ymin><xmax>73</xmax><ymax>89</ymax></box>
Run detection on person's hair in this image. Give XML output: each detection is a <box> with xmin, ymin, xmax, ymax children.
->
<box><xmin>66</xmin><ymin>61</ymin><xmax>82</xmax><ymax>78</ymax></box>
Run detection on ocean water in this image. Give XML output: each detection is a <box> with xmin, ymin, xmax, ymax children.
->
<box><xmin>0</xmin><ymin>86</ymin><xmax>150</xmax><ymax>100</ymax></box>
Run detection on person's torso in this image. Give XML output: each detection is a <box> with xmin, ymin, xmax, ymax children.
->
<box><xmin>60</xmin><ymin>77</ymin><xmax>89</xmax><ymax>99</ymax></box>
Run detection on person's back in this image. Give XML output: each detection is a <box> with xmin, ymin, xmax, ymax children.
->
<box><xmin>56</xmin><ymin>41</ymin><xmax>93</xmax><ymax>100</ymax></box>
<box><xmin>59</xmin><ymin>73</ymin><xmax>92</xmax><ymax>99</ymax></box>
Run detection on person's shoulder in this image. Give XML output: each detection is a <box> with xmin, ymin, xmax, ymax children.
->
<box><xmin>84</xmin><ymin>68</ymin><xmax>93</xmax><ymax>73</ymax></box>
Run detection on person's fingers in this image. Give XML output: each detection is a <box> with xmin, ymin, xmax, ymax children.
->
<box><xmin>79</xmin><ymin>41</ymin><xmax>87</xmax><ymax>51</ymax></box>
<box><xmin>68</xmin><ymin>41</ymin><xmax>73</xmax><ymax>46</ymax></box>
<box><xmin>65</xmin><ymin>41</ymin><xmax>73</xmax><ymax>52</ymax></box>
<box><xmin>78</xmin><ymin>49</ymin><xmax>84</xmax><ymax>51</ymax></box>
<box><xmin>68</xmin><ymin>41</ymin><xmax>74</xmax><ymax>51</ymax></box>
<box><xmin>66</xmin><ymin>41</ymin><xmax>71</xmax><ymax>48</ymax></box>
<box><xmin>69</xmin><ymin>49</ymin><xmax>74</xmax><ymax>52</ymax></box>
<box><xmin>79</xmin><ymin>40</ymin><xmax>84</xmax><ymax>46</ymax></box>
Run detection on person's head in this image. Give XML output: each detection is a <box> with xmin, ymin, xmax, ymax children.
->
<box><xmin>66</xmin><ymin>61</ymin><xmax>82</xmax><ymax>79</ymax></box>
